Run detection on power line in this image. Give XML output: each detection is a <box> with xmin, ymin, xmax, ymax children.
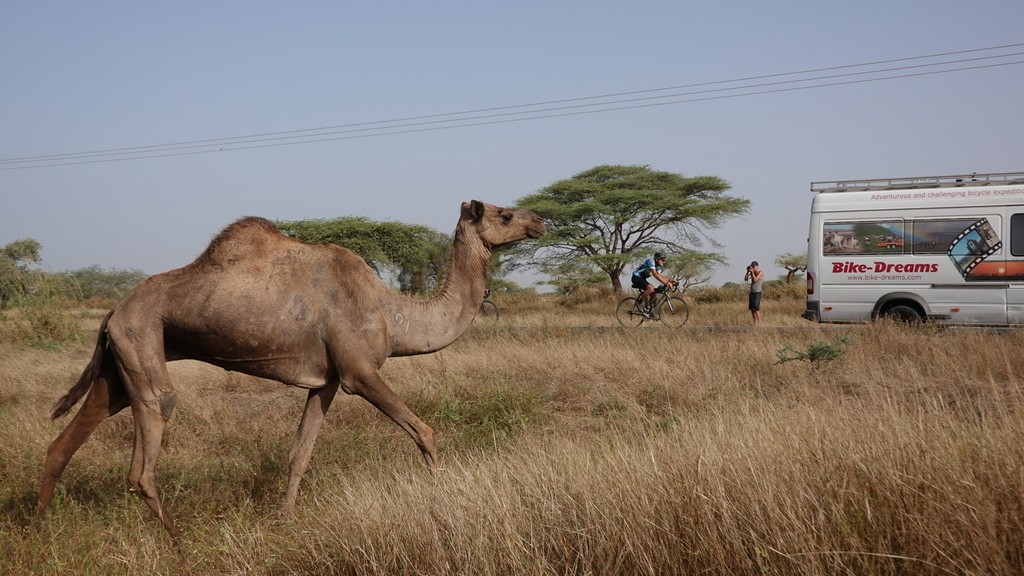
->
<box><xmin>3</xmin><ymin>42</ymin><xmax>1023</xmax><ymax>170</ymax></box>
<box><xmin>6</xmin><ymin>54</ymin><xmax>1022</xmax><ymax>169</ymax></box>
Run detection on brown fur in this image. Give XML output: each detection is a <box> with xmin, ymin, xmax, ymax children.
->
<box><xmin>35</xmin><ymin>201</ymin><xmax>545</xmax><ymax>538</ymax></box>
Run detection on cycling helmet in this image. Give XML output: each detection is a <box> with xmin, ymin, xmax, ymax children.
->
<box><xmin>654</xmin><ymin>252</ymin><xmax>666</xmax><ymax>260</ymax></box>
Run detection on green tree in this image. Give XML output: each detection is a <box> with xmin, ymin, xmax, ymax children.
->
<box><xmin>539</xmin><ymin>260</ymin><xmax>610</xmax><ymax>295</ymax></box>
<box><xmin>276</xmin><ymin>217</ymin><xmax>451</xmax><ymax>293</ymax></box>
<box><xmin>514</xmin><ymin>165</ymin><xmax>749</xmax><ymax>292</ymax></box>
<box><xmin>775</xmin><ymin>252</ymin><xmax>808</xmax><ymax>284</ymax></box>
<box><xmin>0</xmin><ymin>238</ymin><xmax>42</xmax><ymax>307</ymax></box>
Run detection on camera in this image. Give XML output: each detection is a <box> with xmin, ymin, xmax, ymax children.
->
<box><xmin>746</xmin><ymin>265</ymin><xmax>752</xmax><ymax>271</ymax></box>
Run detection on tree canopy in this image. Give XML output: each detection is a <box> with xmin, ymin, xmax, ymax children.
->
<box><xmin>67</xmin><ymin>265</ymin><xmax>148</xmax><ymax>300</ymax></box>
<box><xmin>775</xmin><ymin>252</ymin><xmax>808</xmax><ymax>284</ymax></box>
<box><xmin>514</xmin><ymin>165</ymin><xmax>750</xmax><ymax>292</ymax></box>
<box><xmin>275</xmin><ymin>217</ymin><xmax>451</xmax><ymax>294</ymax></box>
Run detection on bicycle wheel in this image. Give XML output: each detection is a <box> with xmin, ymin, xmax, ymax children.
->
<box><xmin>616</xmin><ymin>297</ymin><xmax>646</xmax><ymax>327</ymax></box>
<box><xmin>478</xmin><ymin>300</ymin><xmax>499</xmax><ymax>323</ymax></box>
<box><xmin>655</xmin><ymin>296</ymin><xmax>689</xmax><ymax>327</ymax></box>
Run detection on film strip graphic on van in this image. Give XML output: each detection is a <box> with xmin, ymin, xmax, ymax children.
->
<box><xmin>948</xmin><ymin>218</ymin><xmax>1002</xmax><ymax>280</ymax></box>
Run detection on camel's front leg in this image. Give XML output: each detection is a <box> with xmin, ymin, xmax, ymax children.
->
<box><xmin>282</xmin><ymin>382</ymin><xmax>339</xmax><ymax>514</ymax></box>
<box><xmin>345</xmin><ymin>371</ymin><xmax>437</xmax><ymax>469</ymax></box>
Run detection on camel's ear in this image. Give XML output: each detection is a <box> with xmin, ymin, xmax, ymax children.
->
<box><xmin>461</xmin><ymin>200</ymin><xmax>485</xmax><ymax>222</ymax></box>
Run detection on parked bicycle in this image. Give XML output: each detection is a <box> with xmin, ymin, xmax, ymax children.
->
<box><xmin>616</xmin><ymin>277</ymin><xmax>689</xmax><ymax>328</ymax></box>
<box><xmin>478</xmin><ymin>289</ymin><xmax>499</xmax><ymax>323</ymax></box>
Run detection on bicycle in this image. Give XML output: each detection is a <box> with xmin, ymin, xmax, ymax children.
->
<box><xmin>478</xmin><ymin>289</ymin><xmax>499</xmax><ymax>323</ymax></box>
<box><xmin>615</xmin><ymin>277</ymin><xmax>689</xmax><ymax>328</ymax></box>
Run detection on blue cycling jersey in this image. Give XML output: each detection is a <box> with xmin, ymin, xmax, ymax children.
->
<box><xmin>632</xmin><ymin>258</ymin><xmax>661</xmax><ymax>279</ymax></box>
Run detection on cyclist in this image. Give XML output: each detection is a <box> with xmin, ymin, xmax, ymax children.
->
<box><xmin>631</xmin><ymin>252</ymin><xmax>676</xmax><ymax>317</ymax></box>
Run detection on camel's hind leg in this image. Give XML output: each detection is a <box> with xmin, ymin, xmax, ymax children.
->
<box><xmin>126</xmin><ymin>397</ymin><xmax>179</xmax><ymax>537</ymax></box>
<box><xmin>107</xmin><ymin>324</ymin><xmax>181</xmax><ymax>538</ymax></box>
<box><xmin>35</xmin><ymin>360</ymin><xmax>130</xmax><ymax>521</ymax></box>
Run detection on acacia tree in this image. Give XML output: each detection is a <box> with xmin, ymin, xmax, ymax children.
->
<box><xmin>775</xmin><ymin>252</ymin><xmax>808</xmax><ymax>284</ymax></box>
<box><xmin>514</xmin><ymin>165</ymin><xmax>750</xmax><ymax>292</ymax></box>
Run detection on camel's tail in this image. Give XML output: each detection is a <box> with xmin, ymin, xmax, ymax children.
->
<box><xmin>51</xmin><ymin>311</ymin><xmax>113</xmax><ymax>420</ymax></box>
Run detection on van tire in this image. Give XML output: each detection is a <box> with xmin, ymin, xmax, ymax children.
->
<box><xmin>881</xmin><ymin>304</ymin><xmax>923</xmax><ymax>325</ymax></box>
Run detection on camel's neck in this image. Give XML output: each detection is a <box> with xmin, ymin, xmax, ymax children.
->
<box><xmin>382</xmin><ymin>223</ymin><xmax>491</xmax><ymax>356</ymax></box>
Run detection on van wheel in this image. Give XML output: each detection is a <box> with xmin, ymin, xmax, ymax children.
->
<box><xmin>881</xmin><ymin>305</ymin><xmax>923</xmax><ymax>325</ymax></box>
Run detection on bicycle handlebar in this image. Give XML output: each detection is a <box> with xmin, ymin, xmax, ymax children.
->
<box><xmin>655</xmin><ymin>276</ymin><xmax>683</xmax><ymax>293</ymax></box>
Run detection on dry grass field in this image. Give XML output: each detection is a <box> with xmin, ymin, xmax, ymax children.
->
<box><xmin>2</xmin><ymin>293</ymin><xmax>1023</xmax><ymax>575</ymax></box>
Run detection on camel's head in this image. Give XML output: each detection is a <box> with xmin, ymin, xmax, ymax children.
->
<box><xmin>461</xmin><ymin>200</ymin><xmax>546</xmax><ymax>248</ymax></box>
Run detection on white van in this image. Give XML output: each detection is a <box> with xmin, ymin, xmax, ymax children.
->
<box><xmin>802</xmin><ymin>172</ymin><xmax>1024</xmax><ymax>325</ymax></box>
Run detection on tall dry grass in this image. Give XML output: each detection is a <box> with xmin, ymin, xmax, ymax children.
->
<box><xmin>2</xmin><ymin>294</ymin><xmax>1023</xmax><ymax>574</ymax></box>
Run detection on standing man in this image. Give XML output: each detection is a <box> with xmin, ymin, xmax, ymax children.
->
<box><xmin>744</xmin><ymin>260</ymin><xmax>765</xmax><ymax>326</ymax></box>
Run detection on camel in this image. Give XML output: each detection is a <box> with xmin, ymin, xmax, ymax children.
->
<box><xmin>35</xmin><ymin>200</ymin><xmax>545</xmax><ymax>538</ymax></box>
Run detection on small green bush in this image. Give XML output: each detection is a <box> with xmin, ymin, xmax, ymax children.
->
<box><xmin>776</xmin><ymin>333</ymin><xmax>853</xmax><ymax>370</ymax></box>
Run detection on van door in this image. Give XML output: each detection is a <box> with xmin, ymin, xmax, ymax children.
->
<box><xmin>923</xmin><ymin>216</ymin><xmax>1006</xmax><ymax>324</ymax></box>
<box><xmin>1006</xmin><ymin>212</ymin><xmax>1024</xmax><ymax>324</ymax></box>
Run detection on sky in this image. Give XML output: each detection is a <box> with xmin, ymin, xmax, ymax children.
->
<box><xmin>2</xmin><ymin>1</ymin><xmax>1023</xmax><ymax>290</ymax></box>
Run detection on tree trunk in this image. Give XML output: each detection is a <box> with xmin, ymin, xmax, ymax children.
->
<box><xmin>609</xmin><ymin>271</ymin><xmax>623</xmax><ymax>293</ymax></box>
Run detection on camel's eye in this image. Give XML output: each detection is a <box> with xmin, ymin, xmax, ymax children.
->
<box><xmin>501</xmin><ymin>212</ymin><xmax>514</xmax><ymax>224</ymax></box>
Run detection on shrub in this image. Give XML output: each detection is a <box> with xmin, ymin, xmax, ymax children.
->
<box><xmin>776</xmin><ymin>332</ymin><xmax>853</xmax><ymax>370</ymax></box>
<box><xmin>764</xmin><ymin>279</ymin><xmax>806</xmax><ymax>300</ymax></box>
<box><xmin>689</xmin><ymin>284</ymin><xmax>745</xmax><ymax>303</ymax></box>
<box><xmin>0</xmin><ymin>272</ymin><xmax>83</xmax><ymax>347</ymax></box>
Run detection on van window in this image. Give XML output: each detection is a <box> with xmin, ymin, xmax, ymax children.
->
<box><xmin>912</xmin><ymin>219</ymin><xmax>993</xmax><ymax>255</ymax></box>
<box><xmin>823</xmin><ymin>221</ymin><xmax>903</xmax><ymax>255</ymax></box>
<box><xmin>1012</xmin><ymin>214</ymin><xmax>1024</xmax><ymax>257</ymax></box>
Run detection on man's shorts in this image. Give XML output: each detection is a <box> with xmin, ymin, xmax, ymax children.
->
<box><xmin>748</xmin><ymin>291</ymin><xmax>762</xmax><ymax>311</ymax></box>
<box><xmin>631</xmin><ymin>276</ymin><xmax>650</xmax><ymax>291</ymax></box>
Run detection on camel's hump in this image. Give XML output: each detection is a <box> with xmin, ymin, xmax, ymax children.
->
<box><xmin>195</xmin><ymin>216</ymin><xmax>288</xmax><ymax>265</ymax></box>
